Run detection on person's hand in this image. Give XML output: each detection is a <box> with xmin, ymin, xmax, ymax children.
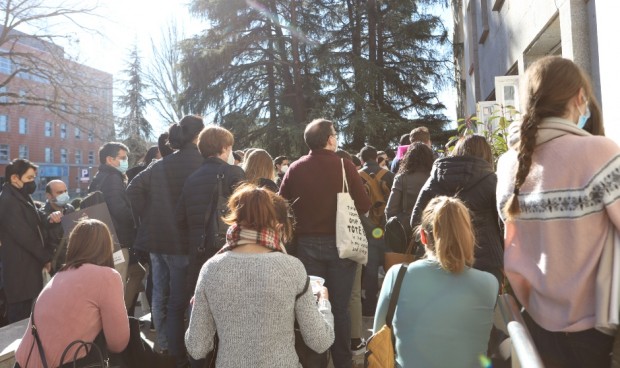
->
<box><xmin>49</xmin><ymin>211</ymin><xmax>63</xmax><ymax>223</ymax></box>
<box><xmin>318</xmin><ymin>286</ymin><xmax>329</xmax><ymax>301</ymax></box>
<box><xmin>43</xmin><ymin>262</ymin><xmax>52</xmax><ymax>272</ymax></box>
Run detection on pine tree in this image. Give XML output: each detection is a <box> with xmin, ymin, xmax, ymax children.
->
<box><xmin>116</xmin><ymin>45</ymin><xmax>153</xmax><ymax>165</ymax></box>
<box><xmin>180</xmin><ymin>0</ymin><xmax>451</xmax><ymax>155</ymax></box>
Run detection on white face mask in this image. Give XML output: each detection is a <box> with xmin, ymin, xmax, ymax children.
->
<box><xmin>280</xmin><ymin>165</ymin><xmax>289</xmax><ymax>174</ymax></box>
<box><xmin>227</xmin><ymin>149</ymin><xmax>235</xmax><ymax>165</ymax></box>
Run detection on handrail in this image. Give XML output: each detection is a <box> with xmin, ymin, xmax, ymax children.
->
<box><xmin>495</xmin><ymin>294</ymin><xmax>544</xmax><ymax>368</ymax></box>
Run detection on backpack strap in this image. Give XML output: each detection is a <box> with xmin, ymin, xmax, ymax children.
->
<box><xmin>198</xmin><ymin>164</ymin><xmax>228</xmax><ymax>254</ymax></box>
<box><xmin>358</xmin><ymin>170</ymin><xmax>372</xmax><ymax>184</ymax></box>
<box><xmin>375</xmin><ymin>168</ymin><xmax>388</xmax><ymax>182</ymax></box>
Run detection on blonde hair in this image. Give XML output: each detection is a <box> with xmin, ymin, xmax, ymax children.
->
<box><xmin>417</xmin><ymin>196</ymin><xmax>475</xmax><ymax>273</ymax></box>
<box><xmin>242</xmin><ymin>149</ymin><xmax>275</xmax><ymax>182</ymax></box>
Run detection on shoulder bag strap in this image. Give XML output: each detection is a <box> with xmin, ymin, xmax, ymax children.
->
<box><xmin>386</xmin><ymin>263</ymin><xmax>408</xmax><ymax>350</ymax></box>
<box><xmin>341</xmin><ymin>159</ymin><xmax>349</xmax><ymax>193</ymax></box>
<box><xmin>27</xmin><ymin>299</ymin><xmax>49</xmax><ymax>368</ymax></box>
<box><xmin>401</xmin><ymin>175</ymin><xmax>407</xmax><ymax>213</ymax></box>
<box><xmin>386</xmin><ymin>264</ymin><xmax>408</xmax><ymax>328</ymax></box>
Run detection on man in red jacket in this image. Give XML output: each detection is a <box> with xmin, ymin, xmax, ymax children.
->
<box><xmin>280</xmin><ymin>118</ymin><xmax>371</xmax><ymax>368</ymax></box>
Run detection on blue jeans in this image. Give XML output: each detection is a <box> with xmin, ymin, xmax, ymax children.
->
<box><xmin>362</xmin><ymin>237</ymin><xmax>386</xmax><ymax>316</ymax></box>
<box><xmin>150</xmin><ymin>253</ymin><xmax>189</xmax><ymax>358</ymax></box>
<box><xmin>297</xmin><ymin>236</ymin><xmax>357</xmax><ymax>368</ymax></box>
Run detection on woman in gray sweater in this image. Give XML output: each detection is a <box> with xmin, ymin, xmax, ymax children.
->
<box><xmin>185</xmin><ymin>183</ymin><xmax>335</xmax><ymax>367</ymax></box>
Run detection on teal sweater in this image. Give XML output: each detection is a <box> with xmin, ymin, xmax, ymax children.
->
<box><xmin>374</xmin><ymin>259</ymin><xmax>498</xmax><ymax>368</ymax></box>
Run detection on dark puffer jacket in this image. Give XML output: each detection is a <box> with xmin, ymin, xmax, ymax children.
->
<box><xmin>410</xmin><ymin>156</ymin><xmax>504</xmax><ymax>272</ymax></box>
<box><xmin>127</xmin><ymin>143</ymin><xmax>204</xmax><ymax>255</ymax></box>
<box><xmin>177</xmin><ymin>157</ymin><xmax>245</xmax><ymax>292</ymax></box>
<box><xmin>0</xmin><ymin>183</ymin><xmax>52</xmax><ymax>303</ymax></box>
<box><xmin>88</xmin><ymin>164</ymin><xmax>136</xmax><ymax>248</ymax></box>
<box><xmin>177</xmin><ymin>157</ymin><xmax>245</xmax><ymax>255</ymax></box>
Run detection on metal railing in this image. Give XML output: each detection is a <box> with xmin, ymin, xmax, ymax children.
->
<box><xmin>495</xmin><ymin>293</ymin><xmax>544</xmax><ymax>368</ymax></box>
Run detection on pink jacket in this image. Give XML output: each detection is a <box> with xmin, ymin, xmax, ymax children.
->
<box><xmin>496</xmin><ymin>117</ymin><xmax>620</xmax><ymax>332</ymax></box>
<box><xmin>15</xmin><ymin>264</ymin><xmax>129</xmax><ymax>367</ymax></box>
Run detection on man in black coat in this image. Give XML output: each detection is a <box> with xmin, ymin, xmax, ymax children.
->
<box><xmin>89</xmin><ymin>142</ymin><xmax>143</xmax><ymax>312</ymax></box>
<box><xmin>41</xmin><ymin>180</ymin><xmax>75</xmax><ymax>273</ymax></box>
<box><xmin>177</xmin><ymin>126</ymin><xmax>245</xmax><ymax>297</ymax></box>
<box><xmin>0</xmin><ymin>159</ymin><xmax>52</xmax><ymax>322</ymax></box>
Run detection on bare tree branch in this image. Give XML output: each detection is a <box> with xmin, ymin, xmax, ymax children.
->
<box><xmin>0</xmin><ymin>0</ymin><xmax>112</xmax><ymax>141</ymax></box>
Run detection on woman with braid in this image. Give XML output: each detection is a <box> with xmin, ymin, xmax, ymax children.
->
<box><xmin>496</xmin><ymin>56</ymin><xmax>619</xmax><ymax>367</ymax></box>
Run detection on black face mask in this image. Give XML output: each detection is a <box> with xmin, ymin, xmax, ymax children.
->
<box><xmin>21</xmin><ymin>181</ymin><xmax>37</xmax><ymax>195</ymax></box>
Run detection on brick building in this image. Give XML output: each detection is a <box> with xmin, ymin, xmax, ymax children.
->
<box><xmin>0</xmin><ymin>28</ymin><xmax>113</xmax><ymax>201</ymax></box>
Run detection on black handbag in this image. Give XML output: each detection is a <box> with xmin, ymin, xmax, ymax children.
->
<box><xmin>294</xmin><ymin>277</ymin><xmax>329</xmax><ymax>368</ymax></box>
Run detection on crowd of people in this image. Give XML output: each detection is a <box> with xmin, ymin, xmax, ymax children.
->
<box><xmin>0</xmin><ymin>55</ymin><xmax>618</xmax><ymax>367</ymax></box>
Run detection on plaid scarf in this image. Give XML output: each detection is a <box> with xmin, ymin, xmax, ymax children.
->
<box><xmin>219</xmin><ymin>223</ymin><xmax>286</xmax><ymax>254</ymax></box>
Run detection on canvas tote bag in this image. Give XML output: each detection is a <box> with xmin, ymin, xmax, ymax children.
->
<box><xmin>335</xmin><ymin>158</ymin><xmax>368</xmax><ymax>265</ymax></box>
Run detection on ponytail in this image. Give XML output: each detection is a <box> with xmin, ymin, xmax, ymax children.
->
<box><xmin>168</xmin><ymin>115</ymin><xmax>205</xmax><ymax>150</ymax></box>
<box><xmin>417</xmin><ymin>196</ymin><xmax>475</xmax><ymax>273</ymax></box>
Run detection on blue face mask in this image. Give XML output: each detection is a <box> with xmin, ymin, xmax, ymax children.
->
<box><xmin>54</xmin><ymin>192</ymin><xmax>70</xmax><ymax>207</ymax></box>
<box><xmin>578</xmin><ymin>103</ymin><xmax>591</xmax><ymax>130</ymax></box>
<box><xmin>117</xmin><ymin>159</ymin><xmax>129</xmax><ymax>174</ymax></box>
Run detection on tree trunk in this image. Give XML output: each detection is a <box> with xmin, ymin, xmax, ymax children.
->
<box><xmin>290</xmin><ymin>0</ymin><xmax>307</xmax><ymax>126</ymax></box>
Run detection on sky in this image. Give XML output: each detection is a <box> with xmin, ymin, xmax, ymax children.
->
<box><xmin>60</xmin><ymin>0</ymin><xmax>456</xmax><ymax>134</ymax></box>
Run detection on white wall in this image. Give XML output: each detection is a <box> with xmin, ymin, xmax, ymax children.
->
<box><xmin>595</xmin><ymin>1</ymin><xmax>620</xmax><ymax>143</ymax></box>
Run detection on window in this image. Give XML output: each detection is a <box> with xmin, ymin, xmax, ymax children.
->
<box><xmin>19</xmin><ymin>90</ymin><xmax>26</xmax><ymax>104</ymax></box>
<box><xmin>19</xmin><ymin>117</ymin><xmax>27</xmax><ymax>134</ymax></box>
<box><xmin>0</xmin><ymin>56</ymin><xmax>11</xmax><ymax>74</ymax></box>
<box><xmin>74</xmin><ymin>127</ymin><xmax>81</xmax><ymax>139</ymax></box>
<box><xmin>88</xmin><ymin>131</ymin><xmax>94</xmax><ymax>142</ymax></box>
<box><xmin>88</xmin><ymin>151</ymin><xmax>95</xmax><ymax>165</ymax></box>
<box><xmin>45</xmin><ymin>147</ymin><xmax>53</xmax><ymax>163</ymax></box>
<box><xmin>60</xmin><ymin>123</ymin><xmax>67</xmax><ymax>139</ymax></box>
<box><xmin>75</xmin><ymin>150</ymin><xmax>82</xmax><ymax>164</ymax></box>
<box><xmin>19</xmin><ymin>145</ymin><xmax>28</xmax><ymax>159</ymax></box>
<box><xmin>0</xmin><ymin>86</ymin><xmax>7</xmax><ymax>103</ymax></box>
<box><xmin>44</xmin><ymin>121</ymin><xmax>53</xmax><ymax>137</ymax></box>
<box><xmin>0</xmin><ymin>144</ymin><xmax>9</xmax><ymax>161</ymax></box>
<box><xmin>0</xmin><ymin>115</ymin><xmax>7</xmax><ymax>132</ymax></box>
<box><xmin>60</xmin><ymin>148</ymin><xmax>67</xmax><ymax>164</ymax></box>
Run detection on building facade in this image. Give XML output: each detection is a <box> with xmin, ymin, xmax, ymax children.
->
<box><xmin>453</xmin><ymin>0</ymin><xmax>620</xmax><ymax>141</ymax></box>
<box><xmin>0</xmin><ymin>28</ymin><xmax>113</xmax><ymax>200</ymax></box>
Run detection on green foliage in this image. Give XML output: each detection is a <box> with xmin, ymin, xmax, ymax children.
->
<box><xmin>116</xmin><ymin>45</ymin><xmax>153</xmax><ymax>166</ymax></box>
<box><xmin>448</xmin><ymin>104</ymin><xmax>518</xmax><ymax>166</ymax></box>
<box><xmin>180</xmin><ymin>0</ymin><xmax>451</xmax><ymax>156</ymax></box>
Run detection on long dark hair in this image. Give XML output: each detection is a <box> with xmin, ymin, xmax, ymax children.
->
<box><xmin>168</xmin><ymin>115</ymin><xmax>205</xmax><ymax>150</ymax></box>
<box><xmin>398</xmin><ymin>142</ymin><xmax>434</xmax><ymax>175</ymax></box>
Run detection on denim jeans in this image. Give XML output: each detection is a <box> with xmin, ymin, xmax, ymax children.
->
<box><xmin>150</xmin><ymin>253</ymin><xmax>189</xmax><ymax>358</ymax></box>
<box><xmin>297</xmin><ymin>235</ymin><xmax>357</xmax><ymax>368</ymax></box>
<box><xmin>523</xmin><ymin>311</ymin><xmax>613</xmax><ymax>368</ymax></box>
<box><xmin>362</xmin><ymin>236</ymin><xmax>386</xmax><ymax>316</ymax></box>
